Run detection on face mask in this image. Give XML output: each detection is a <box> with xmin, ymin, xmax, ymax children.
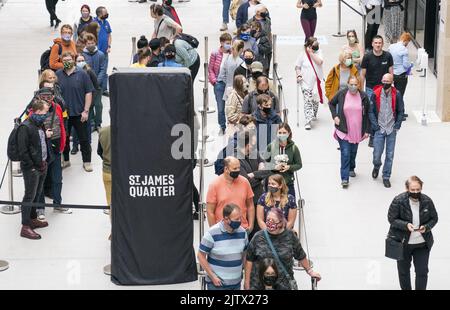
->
<box><xmin>86</xmin><ymin>45</ymin><xmax>96</xmax><ymax>53</ymax></box>
<box><xmin>263</xmin><ymin>107</ymin><xmax>272</xmax><ymax>114</ymax></box>
<box><xmin>257</xmin><ymin>89</ymin><xmax>267</xmax><ymax>95</ymax></box>
<box><xmin>348</xmin><ymin>85</ymin><xmax>358</xmax><ymax>94</ymax></box>
<box><xmin>252</xmin><ymin>72</ymin><xmax>263</xmax><ymax>80</ymax></box>
<box><xmin>229</xmin><ymin>220</ymin><xmax>241</xmax><ymax>230</ymax></box>
<box><xmin>62</xmin><ymin>34</ymin><xmax>72</xmax><ymax>42</ymax></box>
<box><xmin>312</xmin><ymin>45</ymin><xmax>319</xmax><ymax>52</ymax></box>
<box><xmin>408</xmin><ymin>192</ymin><xmax>421</xmax><ymax>200</ymax></box>
<box><xmin>250</xmin><ymin>30</ymin><xmax>257</xmax><ymax>37</ymax></box>
<box><xmin>229</xmin><ymin>170</ymin><xmax>240</xmax><ymax>179</ymax></box>
<box><xmin>63</xmin><ymin>61</ymin><xmax>74</xmax><ymax>70</ymax></box>
<box><xmin>223</xmin><ymin>43</ymin><xmax>232</xmax><ymax>51</ymax></box>
<box><xmin>268</xmin><ymin>186</ymin><xmax>279</xmax><ymax>193</ymax></box>
<box><xmin>277</xmin><ymin>134</ymin><xmax>289</xmax><ymax>142</ymax></box>
<box><xmin>260</xmin><ymin>12</ymin><xmax>268</xmax><ymax>19</ymax></box>
<box><xmin>102</xmin><ymin>14</ymin><xmax>109</xmax><ymax>19</ymax></box>
<box><xmin>383</xmin><ymin>83</ymin><xmax>391</xmax><ymax>90</ymax></box>
<box><xmin>240</xmin><ymin>33</ymin><xmax>250</xmax><ymax>41</ymax></box>
<box><xmin>263</xmin><ymin>275</ymin><xmax>277</xmax><ymax>286</ymax></box>
<box><xmin>81</xmin><ymin>13</ymin><xmax>90</xmax><ymax>19</ymax></box>
<box><xmin>348</xmin><ymin>37</ymin><xmax>356</xmax><ymax>44</ymax></box>
<box><xmin>345</xmin><ymin>59</ymin><xmax>353</xmax><ymax>67</ymax></box>
<box><xmin>266</xmin><ymin>219</ymin><xmax>279</xmax><ymax>232</ymax></box>
<box><xmin>31</xmin><ymin>113</ymin><xmax>48</xmax><ymax>125</ymax></box>
<box><xmin>244</xmin><ymin>58</ymin><xmax>254</xmax><ymax>65</ymax></box>
<box><xmin>76</xmin><ymin>62</ymin><xmax>86</xmax><ymax>69</ymax></box>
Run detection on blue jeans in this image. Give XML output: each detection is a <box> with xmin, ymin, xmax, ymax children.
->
<box><xmin>373</xmin><ymin>130</ymin><xmax>397</xmax><ymax>180</ymax></box>
<box><xmin>38</xmin><ymin>151</ymin><xmax>62</xmax><ymax>207</ymax></box>
<box><xmin>222</xmin><ymin>0</ymin><xmax>231</xmax><ymax>24</ymax></box>
<box><xmin>207</xmin><ymin>282</ymin><xmax>241</xmax><ymax>290</ymax></box>
<box><xmin>338</xmin><ymin>138</ymin><xmax>359</xmax><ymax>181</ymax></box>
<box><xmin>214</xmin><ymin>81</ymin><xmax>226</xmax><ymax>130</ymax></box>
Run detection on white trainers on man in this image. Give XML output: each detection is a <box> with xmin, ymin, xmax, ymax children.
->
<box><xmin>304</xmin><ymin>122</ymin><xmax>312</xmax><ymax>130</ymax></box>
<box><xmin>54</xmin><ymin>207</ymin><xmax>73</xmax><ymax>214</ymax></box>
<box><xmin>220</xmin><ymin>23</ymin><xmax>228</xmax><ymax>31</ymax></box>
<box><xmin>83</xmin><ymin>163</ymin><xmax>93</xmax><ymax>172</ymax></box>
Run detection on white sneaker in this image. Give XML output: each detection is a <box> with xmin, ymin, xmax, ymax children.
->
<box><xmin>83</xmin><ymin>162</ymin><xmax>93</xmax><ymax>172</ymax></box>
<box><xmin>54</xmin><ymin>207</ymin><xmax>73</xmax><ymax>214</ymax></box>
<box><xmin>37</xmin><ymin>213</ymin><xmax>46</xmax><ymax>221</ymax></box>
<box><xmin>304</xmin><ymin>122</ymin><xmax>311</xmax><ymax>130</ymax></box>
<box><xmin>220</xmin><ymin>23</ymin><xmax>228</xmax><ymax>31</ymax></box>
<box><xmin>62</xmin><ymin>161</ymin><xmax>71</xmax><ymax>169</ymax></box>
<box><xmin>103</xmin><ymin>209</ymin><xmax>110</xmax><ymax>215</ymax></box>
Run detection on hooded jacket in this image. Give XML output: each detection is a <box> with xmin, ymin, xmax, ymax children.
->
<box><xmin>264</xmin><ymin>139</ymin><xmax>302</xmax><ymax>186</ymax></box>
<box><xmin>49</xmin><ymin>38</ymin><xmax>77</xmax><ymax>71</ymax></box>
<box><xmin>82</xmin><ymin>46</ymin><xmax>107</xmax><ymax>85</ymax></box>
<box><xmin>17</xmin><ymin>118</ymin><xmax>50</xmax><ymax>170</ymax></box>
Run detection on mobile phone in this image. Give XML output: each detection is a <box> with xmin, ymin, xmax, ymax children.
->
<box><xmin>414</xmin><ymin>227</ymin><xmax>421</xmax><ymax>231</ymax></box>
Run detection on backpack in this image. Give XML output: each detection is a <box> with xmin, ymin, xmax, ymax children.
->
<box><xmin>177</xmin><ymin>33</ymin><xmax>199</xmax><ymax>49</ymax></box>
<box><xmin>40</xmin><ymin>43</ymin><xmax>62</xmax><ymax>72</ymax></box>
<box><xmin>213</xmin><ymin>146</ymin><xmax>228</xmax><ymax>176</ymax></box>
<box><xmin>7</xmin><ymin>120</ymin><xmax>30</xmax><ymax>162</ymax></box>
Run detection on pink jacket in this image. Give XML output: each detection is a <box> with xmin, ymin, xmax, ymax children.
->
<box><xmin>208</xmin><ymin>49</ymin><xmax>224</xmax><ymax>85</ymax></box>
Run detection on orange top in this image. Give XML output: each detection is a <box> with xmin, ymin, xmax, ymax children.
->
<box><xmin>49</xmin><ymin>38</ymin><xmax>77</xmax><ymax>70</ymax></box>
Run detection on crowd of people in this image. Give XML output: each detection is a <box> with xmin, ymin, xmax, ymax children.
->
<box><xmin>14</xmin><ymin>0</ymin><xmax>437</xmax><ymax>291</ymax></box>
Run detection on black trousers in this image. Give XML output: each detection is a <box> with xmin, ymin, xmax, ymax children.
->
<box><xmin>397</xmin><ymin>243</ymin><xmax>430</xmax><ymax>290</ymax></box>
<box><xmin>45</xmin><ymin>0</ymin><xmax>59</xmax><ymax>22</ymax></box>
<box><xmin>64</xmin><ymin>115</ymin><xmax>92</xmax><ymax>163</ymax></box>
<box><xmin>189</xmin><ymin>55</ymin><xmax>201</xmax><ymax>81</ymax></box>
<box><xmin>21</xmin><ymin>168</ymin><xmax>47</xmax><ymax>226</ymax></box>
<box><xmin>364</xmin><ymin>6</ymin><xmax>383</xmax><ymax>50</ymax></box>
<box><xmin>394</xmin><ymin>73</ymin><xmax>408</xmax><ymax>99</ymax></box>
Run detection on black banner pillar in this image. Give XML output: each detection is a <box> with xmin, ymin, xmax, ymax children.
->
<box><xmin>109</xmin><ymin>68</ymin><xmax>197</xmax><ymax>285</ymax></box>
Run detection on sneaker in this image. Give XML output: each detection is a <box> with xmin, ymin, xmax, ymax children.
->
<box><xmin>71</xmin><ymin>145</ymin><xmax>79</xmax><ymax>155</ymax></box>
<box><xmin>62</xmin><ymin>161</ymin><xmax>71</xmax><ymax>169</ymax></box>
<box><xmin>218</xmin><ymin>128</ymin><xmax>226</xmax><ymax>136</ymax></box>
<box><xmin>103</xmin><ymin>209</ymin><xmax>110</xmax><ymax>215</ymax></box>
<box><xmin>349</xmin><ymin>171</ymin><xmax>356</xmax><ymax>178</ymax></box>
<box><xmin>341</xmin><ymin>180</ymin><xmax>349</xmax><ymax>188</ymax></box>
<box><xmin>83</xmin><ymin>162</ymin><xmax>93</xmax><ymax>172</ymax></box>
<box><xmin>368</xmin><ymin>136</ymin><xmax>374</xmax><ymax>148</ymax></box>
<box><xmin>37</xmin><ymin>209</ymin><xmax>46</xmax><ymax>221</ymax></box>
<box><xmin>102</xmin><ymin>90</ymin><xmax>110</xmax><ymax>97</ymax></box>
<box><xmin>304</xmin><ymin>122</ymin><xmax>311</xmax><ymax>130</ymax></box>
<box><xmin>383</xmin><ymin>179</ymin><xmax>391</xmax><ymax>188</ymax></box>
<box><xmin>220</xmin><ymin>23</ymin><xmax>228</xmax><ymax>31</ymax></box>
<box><xmin>54</xmin><ymin>19</ymin><xmax>61</xmax><ymax>30</ymax></box>
<box><xmin>192</xmin><ymin>212</ymin><xmax>199</xmax><ymax>220</ymax></box>
<box><xmin>54</xmin><ymin>207</ymin><xmax>73</xmax><ymax>214</ymax></box>
<box><xmin>372</xmin><ymin>167</ymin><xmax>379</xmax><ymax>179</ymax></box>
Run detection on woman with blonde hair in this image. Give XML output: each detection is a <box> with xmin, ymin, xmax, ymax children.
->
<box><xmin>256</xmin><ymin>174</ymin><xmax>297</xmax><ymax>230</ymax></box>
<box><xmin>325</xmin><ymin>50</ymin><xmax>359</xmax><ymax>101</ymax></box>
<box><xmin>225</xmin><ymin>74</ymin><xmax>249</xmax><ymax>136</ymax></box>
<box><xmin>342</xmin><ymin>30</ymin><xmax>365</xmax><ymax>71</ymax></box>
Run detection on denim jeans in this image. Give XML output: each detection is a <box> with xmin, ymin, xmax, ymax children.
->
<box><xmin>21</xmin><ymin>167</ymin><xmax>47</xmax><ymax>226</ymax></box>
<box><xmin>207</xmin><ymin>282</ymin><xmax>241</xmax><ymax>290</ymax></box>
<box><xmin>372</xmin><ymin>130</ymin><xmax>397</xmax><ymax>180</ymax></box>
<box><xmin>214</xmin><ymin>81</ymin><xmax>226</xmax><ymax>130</ymax></box>
<box><xmin>90</xmin><ymin>89</ymin><xmax>103</xmax><ymax>128</ymax></box>
<box><xmin>38</xmin><ymin>151</ymin><xmax>62</xmax><ymax>208</ymax></box>
<box><xmin>338</xmin><ymin>138</ymin><xmax>359</xmax><ymax>181</ymax></box>
<box><xmin>222</xmin><ymin>0</ymin><xmax>231</xmax><ymax>24</ymax></box>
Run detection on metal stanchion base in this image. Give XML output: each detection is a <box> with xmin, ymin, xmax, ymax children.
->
<box><xmin>332</xmin><ymin>33</ymin><xmax>346</xmax><ymax>37</ymax></box>
<box><xmin>198</xmin><ymin>135</ymin><xmax>214</xmax><ymax>143</ymax></box>
<box><xmin>103</xmin><ymin>264</ymin><xmax>111</xmax><ymax>276</ymax></box>
<box><xmin>198</xmin><ymin>106</ymin><xmax>217</xmax><ymax>114</ymax></box>
<box><xmin>0</xmin><ymin>260</ymin><xmax>9</xmax><ymax>272</ymax></box>
<box><xmin>196</xmin><ymin>158</ymin><xmax>214</xmax><ymax>168</ymax></box>
<box><xmin>0</xmin><ymin>205</ymin><xmax>21</xmax><ymax>215</ymax></box>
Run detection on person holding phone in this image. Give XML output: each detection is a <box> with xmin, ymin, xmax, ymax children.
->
<box><xmin>387</xmin><ymin>176</ymin><xmax>438</xmax><ymax>290</ymax></box>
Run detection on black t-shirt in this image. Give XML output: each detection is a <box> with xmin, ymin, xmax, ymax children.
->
<box><xmin>361</xmin><ymin>51</ymin><xmax>394</xmax><ymax>89</ymax></box>
<box><xmin>300</xmin><ymin>0</ymin><xmax>318</xmax><ymax>20</ymax></box>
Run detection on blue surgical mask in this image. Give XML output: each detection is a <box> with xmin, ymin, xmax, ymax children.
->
<box><xmin>229</xmin><ymin>220</ymin><xmax>241</xmax><ymax>230</ymax></box>
<box><xmin>62</xmin><ymin>34</ymin><xmax>72</xmax><ymax>42</ymax></box>
<box><xmin>223</xmin><ymin>43</ymin><xmax>232</xmax><ymax>51</ymax></box>
<box><xmin>240</xmin><ymin>33</ymin><xmax>250</xmax><ymax>41</ymax></box>
<box><xmin>30</xmin><ymin>113</ymin><xmax>48</xmax><ymax>125</ymax></box>
<box><xmin>76</xmin><ymin>61</ymin><xmax>86</xmax><ymax>69</ymax></box>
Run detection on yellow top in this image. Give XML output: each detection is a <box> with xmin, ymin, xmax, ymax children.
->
<box><xmin>130</xmin><ymin>63</ymin><xmax>147</xmax><ymax>68</ymax></box>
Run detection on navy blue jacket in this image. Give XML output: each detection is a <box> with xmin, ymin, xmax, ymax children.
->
<box><xmin>82</xmin><ymin>47</ymin><xmax>107</xmax><ymax>86</ymax></box>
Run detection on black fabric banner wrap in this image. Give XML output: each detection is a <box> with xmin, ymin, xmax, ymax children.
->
<box><xmin>109</xmin><ymin>68</ymin><xmax>197</xmax><ymax>285</ymax></box>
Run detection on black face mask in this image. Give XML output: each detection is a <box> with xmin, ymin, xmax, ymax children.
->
<box><xmin>229</xmin><ymin>171</ymin><xmax>240</xmax><ymax>179</ymax></box>
<box><xmin>312</xmin><ymin>45</ymin><xmax>319</xmax><ymax>52</ymax></box>
<box><xmin>260</xmin><ymin>12</ymin><xmax>268</xmax><ymax>19</ymax></box>
<box><xmin>408</xmin><ymin>192</ymin><xmax>421</xmax><ymax>200</ymax></box>
<box><xmin>102</xmin><ymin>14</ymin><xmax>109</xmax><ymax>20</ymax></box>
<box><xmin>383</xmin><ymin>83</ymin><xmax>392</xmax><ymax>90</ymax></box>
<box><xmin>250</xmin><ymin>30</ymin><xmax>257</xmax><ymax>37</ymax></box>
<box><xmin>244</xmin><ymin>58</ymin><xmax>254</xmax><ymax>66</ymax></box>
<box><xmin>257</xmin><ymin>89</ymin><xmax>268</xmax><ymax>95</ymax></box>
<box><xmin>262</xmin><ymin>107</ymin><xmax>272</xmax><ymax>114</ymax></box>
<box><xmin>263</xmin><ymin>275</ymin><xmax>277</xmax><ymax>286</ymax></box>
<box><xmin>252</xmin><ymin>72</ymin><xmax>263</xmax><ymax>80</ymax></box>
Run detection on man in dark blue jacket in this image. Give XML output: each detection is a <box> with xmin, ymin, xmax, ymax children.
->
<box><xmin>82</xmin><ymin>33</ymin><xmax>106</xmax><ymax>131</ymax></box>
<box><xmin>236</xmin><ymin>0</ymin><xmax>261</xmax><ymax>29</ymax></box>
<box><xmin>253</xmin><ymin>94</ymin><xmax>281</xmax><ymax>154</ymax></box>
<box><xmin>369</xmin><ymin>73</ymin><xmax>404</xmax><ymax>188</ymax></box>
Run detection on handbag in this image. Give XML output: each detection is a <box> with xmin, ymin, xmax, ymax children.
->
<box><xmin>263</xmin><ymin>230</ymin><xmax>298</xmax><ymax>290</ymax></box>
<box><xmin>385</xmin><ymin>236</ymin><xmax>405</xmax><ymax>260</ymax></box>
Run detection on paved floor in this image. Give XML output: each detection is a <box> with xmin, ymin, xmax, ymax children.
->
<box><xmin>0</xmin><ymin>0</ymin><xmax>449</xmax><ymax>290</ymax></box>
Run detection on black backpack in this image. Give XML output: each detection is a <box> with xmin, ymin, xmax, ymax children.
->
<box><xmin>7</xmin><ymin>119</ymin><xmax>30</xmax><ymax>162</ymax></box>
<box><xmin>213</xmin><ymin>146</ymin><xmax>228</xmax><ymax>176</ymax></box>
<box><xmin>177</xmin><ymin>33</ymin><xmax>199</xmax><ymax>49</ymax></box>
<box><xmin>40</xmin><ymin>43</ymin><xmax>62</xmax><ymax>71</ymax></box>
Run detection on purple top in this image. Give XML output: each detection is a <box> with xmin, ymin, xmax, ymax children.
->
<box><xmin>334</xmin><ymin>92</ymin><xmax>363</xmax><ymax>143</ymax></box>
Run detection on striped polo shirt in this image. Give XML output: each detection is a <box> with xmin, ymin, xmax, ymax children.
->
<box><xmin>199</xmin><ymin>221</ymin><xmax>248</xmax><ymax>287</ymax></box>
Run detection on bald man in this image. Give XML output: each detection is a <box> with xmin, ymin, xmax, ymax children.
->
<box><xmin>206</xmin><ymin>156</ymin><xmax>255</xmax><ymax>234</ymax></box>
<box><xmin>368</xmin><ymin>73</ymin><xmax>404</xmax><ymax>188</ymax></box>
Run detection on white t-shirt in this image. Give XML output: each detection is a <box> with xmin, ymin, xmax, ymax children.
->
<box><xmin>295</xmin><ymin>50</ymin><xmax>324</xmax><ymax>91</ymax></box>
<box><xmin>247</xmin><ymin>3</ymin><xmax>258</xmax><ymax>21</ymax></box>
<box><xmin>408</xmin><ymin>199</ymin><xmax>426</xmax><ymax>245</ymax></box>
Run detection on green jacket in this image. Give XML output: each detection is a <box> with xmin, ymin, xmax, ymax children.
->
<box><xmin>265</xmin><ymin>139</ymin><xmax>302</xmax><ymax>185</ymax></box>
<box><xmin>98</xmin><ymin>126</ymin><xmax>111</xmax><ymax>173</ymax></box>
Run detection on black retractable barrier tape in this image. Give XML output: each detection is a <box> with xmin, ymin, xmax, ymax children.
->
<box><xmin>0</xmin><ymin>200</ymin><xmax>109</xmax><ymax>210</ymax></box>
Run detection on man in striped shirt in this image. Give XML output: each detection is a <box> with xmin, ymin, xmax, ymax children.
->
<box><xmin>198</xmin><ymin>204</ymin><xmax>248</xmax><ymax>290</ymax></box>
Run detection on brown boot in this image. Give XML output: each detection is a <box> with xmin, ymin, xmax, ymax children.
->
<box><xmin>20</xmin><ymin>225</ymin><xmax>41</xmax><ymax>240</ymax></box>
<box><xmin>30</xmin><ymin>219</ymin><xmax>49</xmax><ymax>229</ymax></box>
